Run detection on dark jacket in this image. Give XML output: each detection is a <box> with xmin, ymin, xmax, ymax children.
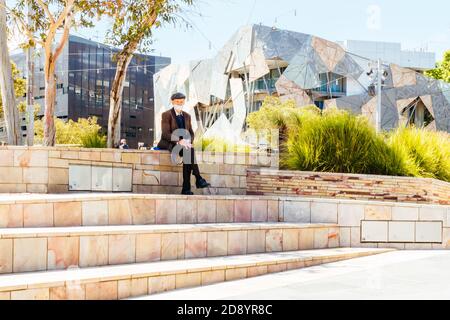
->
<box><xmin>157</xmin><ymin>108</ymin><xmax>195</xmax><ymax>151</ymax></box>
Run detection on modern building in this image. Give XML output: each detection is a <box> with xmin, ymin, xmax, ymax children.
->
<box><xmin>338</xmin><ymin>40</ymin><xmax>436</xmax><ymax>71</ymax></box>
<box><xmin>5</xmin><ymin>35</ymin><xmax>170</xmax><ymax>147</ymax></box>
<box><xmin>154</xmin><ymin>25</ymin><xmax>449</xmax><ymax>142</ymax></box>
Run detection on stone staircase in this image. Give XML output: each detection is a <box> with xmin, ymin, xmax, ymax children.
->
<box><xmin>0</xmin><ymin>194</ymin><xmax>393</xmax><ymax>300</ymax></box>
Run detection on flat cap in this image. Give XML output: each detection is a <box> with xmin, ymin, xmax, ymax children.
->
<box><xmin>171</xmin><ymin>92</ymin><xmax>186</xmax><ymax>100</ymax></box>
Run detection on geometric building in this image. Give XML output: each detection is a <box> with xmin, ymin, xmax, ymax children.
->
<box><xmin>339</xmin><ymin>40</ymin><xmax>436</xmax><ymax>71</ymax></box>
<box><xmin>7</xmin><ymin>35</ymin><xmax>171</xmax><ymax>147</ymax></box>
<box><xmin>326</xmin><ymin>64</ymin><xmax>450</xmax><ymax>131</ymax></box>
<box><xmin>154</xmin><ymin>24</ymin><xmax>450</xmax><ymax>141</ymax></box>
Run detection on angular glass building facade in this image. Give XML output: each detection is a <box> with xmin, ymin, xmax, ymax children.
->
<box><xmin>154</xmin><ymin>24</ymin><xmax>449</xmax><ymax>141</ymax></box>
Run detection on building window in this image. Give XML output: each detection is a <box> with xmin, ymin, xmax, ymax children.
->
<box><xmin>313</xmin><ymin>73</ymin><xmax>346</xmax><ymax>95</ymax></box>
<box><xmin>126</xmin><ymin>127</ymin><xmax>137</xmax><ymax>138</ymax></box>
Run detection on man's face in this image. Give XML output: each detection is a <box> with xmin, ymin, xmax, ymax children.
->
<box><xmin>121</xmin><ymin>139</ymin><xmax>127</xmax><ymax>145</ymax></box>
<box><xmin>172</xmin><ymin>98</ymin><xmax>185</xmax><ymax>107</ymax></box>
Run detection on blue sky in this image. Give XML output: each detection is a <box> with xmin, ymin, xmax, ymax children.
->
<box><xmin>9</xmin><ymin>0</ymin><xmax>450</xmax><ymax>63</ymax></box>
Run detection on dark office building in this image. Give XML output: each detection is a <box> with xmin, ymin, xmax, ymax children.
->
<box><xmin>11</xmin><ymin>35</ymin><xmax>171</xmax><ymax>148</ymax></box>
<box><xmin>67</xmin><ymin>36</ymin><xmax>171</xmax><ymax>147</ymax></box>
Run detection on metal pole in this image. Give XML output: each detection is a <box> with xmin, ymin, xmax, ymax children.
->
<box><xmin>376</xmin><ymin>58</ymin><xmax>382</xmax><ymax>133</ymax></box>
<box><xmin>26</xmin><ymin>1</ymin><xmax>34</xmax><ymax>146</ymax></box>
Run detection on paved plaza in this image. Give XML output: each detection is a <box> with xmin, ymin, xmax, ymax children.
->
<box><xmin>136</xmin><ymin>251</ymin><xmax>450</xmax><ymax>300</ymax></box>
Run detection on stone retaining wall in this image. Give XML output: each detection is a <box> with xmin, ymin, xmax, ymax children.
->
<box><xmin>0</xmin><ymin>146</ymin><xmax>278</xmax><ymax>195</ymax></box>
<box><xmin>247</xmin><ymin>169</ymin><xmax>450</xmax><ymax>205</ymax></box>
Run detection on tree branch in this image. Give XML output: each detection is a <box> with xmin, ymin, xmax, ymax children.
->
<box><xmin>35</xmin><ymin>0</ymin><xmax>55</xmax><ymax>24</ymax></box>
<box><xmin>5</xmin><ymin>5</ymin><xmax>44</xmax><ymax>46</ymax></box>
<box><xmin>45</xmin><ymin>0</ymin><xmax>75</xmax><ymax>48</ymax></box>
<box><xmin>53</xmin><ymin>11</ymin><xmax>73</xmax><ymax>61</ymax></box>
<box><xmin>53</xmin><ymin>0</ymin><xmax>75</xmax><ymax>30</ymax></box>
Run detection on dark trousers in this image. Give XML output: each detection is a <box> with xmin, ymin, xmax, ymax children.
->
<box><xmin>179</xmin><ymin>147</ymin><xmax>202</xmax><ymax>191</ymax></box>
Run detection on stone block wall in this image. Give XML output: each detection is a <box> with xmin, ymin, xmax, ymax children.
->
<box><xmin>0</xmin><ymin>193</ymin><xmax>448</xmax><ymax>250</ymax></box>
<box><xmin>247</xmin><ymin>169</ymin><xmax>450</xmax><ymax>205</ymax></box>
<box><xmin>0</xmin><ymin>146</ymin><xmax>278</xmax><ymax>195</ymax></box>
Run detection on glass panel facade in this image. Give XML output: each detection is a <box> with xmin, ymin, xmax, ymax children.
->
<box><xmin>254</xmin><ymin>67</ymin><xmax>287</xmax><ymax>93</ymax></box>
<box><xmin>312</xmin><ymin>72</ymin><xmax>346</xmax><ymax>95</ymax></box>
<box><xmin>68</xmin><ymin>36</ymin><xmax>171</xmax><ymax>147</ymax></box>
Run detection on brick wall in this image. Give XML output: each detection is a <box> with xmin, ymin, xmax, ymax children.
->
<box><xmin>247</xmin><ymin>168</ymin><xmax>450</xmax><ymax>205</ymax></box>
<box><xmin>0</xmin><ymin>146</ymin><xmax>278</xmax><ymax>195</ymax></box>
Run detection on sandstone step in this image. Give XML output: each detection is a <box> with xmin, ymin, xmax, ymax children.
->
<box><xmin>0</xmin><ymin>193</ymin><xmax>284</xmax><ymax>228</ymax></box>
<box><xmin>0</xmin><ymin>248</ymin><xmax>394</xmax><ymax>300</ymax></box>
<box><xmin>0</xmin><ymin>223</ymin><xmax>339</xmax><ymax>274</ymax></box>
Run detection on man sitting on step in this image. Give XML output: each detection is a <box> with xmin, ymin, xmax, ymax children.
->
<box><xmin>157</xmin><ymin>92</ymin><xmax>210</xmax><ymax>195</ymax></box>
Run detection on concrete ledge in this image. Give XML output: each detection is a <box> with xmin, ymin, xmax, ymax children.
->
<box><xmin>0</xmin><ymin>146</ymin><xmax>279</xmax><ymax>195</ymax></box>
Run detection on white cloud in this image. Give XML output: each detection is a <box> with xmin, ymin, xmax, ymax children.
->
<box><xmin>366</xmin><ymin>4</ymin><xmax>382</xmax><ymax>31</ymax></box>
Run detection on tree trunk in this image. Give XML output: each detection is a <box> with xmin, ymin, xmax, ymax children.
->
<box><xmin>43</xmin><ymin>55</ymin><xmax>57</xmax><ymax>146</ymax></box>
<box><xmin>106</xmin><ymin>7</ymin><xmax>158</xmax><ymax>149</ymax></box>
<box><xmin>0</xmin><ymin>0</ymin><xmax>20</xmax><ymax>145</ymax></box>
<box><xmin>26</xmin><ymin>2</ymin><xmax>35</xmax><ymax>146</ymax></box>
<box><xmin>26</xmin><ymin>46</ymin><xmax>35</xmax><ymax>146</ymax></box>
<box><xmin>40</xmin><ymin>2</ymin><xmax>72</xmax><ymax>147</ymax></box>
<box><xmin>107</xmin><ymin>50</ymin><xmax>135</xmax><ymax>148</ymax></box>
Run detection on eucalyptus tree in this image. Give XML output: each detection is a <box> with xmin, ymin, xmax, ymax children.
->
<box><xmin>0</xmin><ymin>0</ymin><xmax>20</xmax><ymax>144</ymax></box>
<box><xmin>8</xmin><ymin>0</ymin><xmax>115</xmax><ymax>146</ymax></box>
<box><xmin>105</xmin><ymin>0</ymin><xmax>195</xmax><ymax>148</ymax></box>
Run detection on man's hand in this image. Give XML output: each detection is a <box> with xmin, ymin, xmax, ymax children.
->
<box><xmin>178</xmin><ymin>139</ymin><xmax>193</xmax><ymax>149</ymax></box>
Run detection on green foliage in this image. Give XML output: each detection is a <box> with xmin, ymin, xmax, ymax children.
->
<box><xmin>80</xmin><ymin>133</ymin><xmax>107</xmax><ymax>148</ymax></box>
<box><xmin>0</xmin><ymin>62</ymin><xmax>26</xmax><ymax>118</ymax></box>
<box><xmin>249</xmin><ymin>98</ymin><xmax>450</xmax><ymax>181</ymax></box>
<box><xmin>387</xmin><ymin>128</ymin><xmax>450</xmax><ymax>181</ymax></box>
<box><xmin>106</xmin><ymin>0</ymin><xmax>195</xmax><ymax>53</ymax></box>
<box><xmin>425</xmin><ymin>50</ymin><xmax>450</xmax><ymax>83</ymax></box>
<box><xmin>195</xmin><ymin>137</ymin><xmax>251</xmax><ymax>153</ymax></box>
<box><xmin>9</xmin><ymin>0</ymin><xmax>116</xmax><ymax>48</ymax></box>
<box><xmin>246</xmin><ymin>96</ymin><xmax>321</xmax><ymax>148</ymax></box>
<box><xmin>34</xmin><ymin>116</ymin><xmax>106</xmax><ymax>148</ymax></box>
<box><xmin>283</xmin><ymin>109</ymin><xmax>407</xmax><ymax>176</ymax></box>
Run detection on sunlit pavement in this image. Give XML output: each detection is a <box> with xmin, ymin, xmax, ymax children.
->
<box><xmin>135</xmin><ymin>251</ymin><xmax>450</xmax><ymax>300</ymax></box>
